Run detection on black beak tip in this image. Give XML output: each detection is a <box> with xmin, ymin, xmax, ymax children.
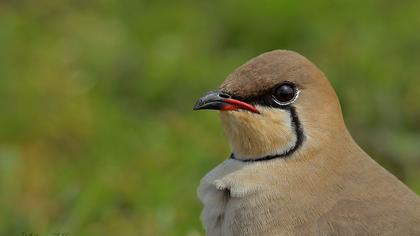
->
<box><xmin>193</xmin><ymin>91</ymin><xmax>217</xmax><ymax>111</ymax></box>
<box><xmin>193</xmin><ymin>90</ymin><xmax>232</xmax><ymax>111</ymax></box>
<box><xmin>193</xmin><ymin>97</ymin><xmax>206</xmax><ymax>110</ymax></box>
<box><xmin>193</xmin><ymin>103</ymin><xmax>202</xmax><ymax>110</ymax></box>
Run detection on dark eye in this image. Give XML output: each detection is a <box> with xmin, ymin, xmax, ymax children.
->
<box><xmin>272</xmin><ymin>83</ymin><xmax>298</xmax><ymax>104</ymax></box>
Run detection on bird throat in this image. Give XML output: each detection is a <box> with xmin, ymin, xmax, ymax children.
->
<box><xmin>220</xmin><ymin>106</ymin><xmax>304</xmax><ymax>162</ymax></box>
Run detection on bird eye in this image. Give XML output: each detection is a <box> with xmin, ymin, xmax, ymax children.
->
<box><xmin>272</xmin><ymin>83</ymin><xmax>298</xmax><ymax>105</ymax></box>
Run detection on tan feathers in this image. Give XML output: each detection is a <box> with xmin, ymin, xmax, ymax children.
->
<box><xmin>197</xmin><ymin>50</ymin><xmax>420</xmax><ymax>236</ymax></box>
<box><xmin>220</xmin><ymin>106</ymin><xmax>296</xmax><ymax>160</ymax></box>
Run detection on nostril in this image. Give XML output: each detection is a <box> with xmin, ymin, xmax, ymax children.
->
<box><xmin>219</xmin><ymin>93</ymin><xmax>230</xmax><ymax>99</ymax></box>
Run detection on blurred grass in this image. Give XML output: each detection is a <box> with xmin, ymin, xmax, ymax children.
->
<box><xmin>0</xmin><ymin>0</ymin><xmax>419</xmax><ymax>235</ymax></box>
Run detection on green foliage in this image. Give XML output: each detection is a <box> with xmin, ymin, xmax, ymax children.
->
<box><xmin>0</xmin><ymin>0</ymin><xmax>419</xmax><ymax>235</ymax></box>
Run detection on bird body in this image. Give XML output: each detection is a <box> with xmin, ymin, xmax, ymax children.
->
<box><xmin>194</xmin><ymin>50</ymin><xmax>420</xmax><ymax>235</ymax></box>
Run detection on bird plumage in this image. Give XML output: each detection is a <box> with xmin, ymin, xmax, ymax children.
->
<box><xmin>194</xmin><ymin>50</ymin><xmax>420</xmax><ymax>235</ymax></box>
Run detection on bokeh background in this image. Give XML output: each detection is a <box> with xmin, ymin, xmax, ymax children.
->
<box><xmin>0</xmin><ymin>0</ymin><xmax>419</xmax><ymax>235</ymax></box>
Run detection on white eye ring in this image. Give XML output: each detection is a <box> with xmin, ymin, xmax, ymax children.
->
<box><xmin>271</xmin><ymin>88</ymin><xmax>300</xmax><ymax>106</ymax></box>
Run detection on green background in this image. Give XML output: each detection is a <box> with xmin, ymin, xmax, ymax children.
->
<box><xmin>0</xmin><ymin>1</ymin><xmax>419</xmax><ymax>235</ymax></box>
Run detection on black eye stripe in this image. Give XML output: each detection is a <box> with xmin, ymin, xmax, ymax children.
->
<box><xmin>224</xmin><ymin>82</ymin><xmax>300</xmax><ymax>107</ymax></box>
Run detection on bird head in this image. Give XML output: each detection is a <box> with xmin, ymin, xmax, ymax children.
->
<box><xmin>194</xmin><ymin>50</ymin><xmax>348</xmax><ymax>162</ymax></box>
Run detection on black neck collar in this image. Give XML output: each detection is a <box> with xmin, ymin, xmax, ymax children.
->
<box><xmin>230</xmin><ymin>106</ymin><xmax>304</xmax><ymax>162</ymax></box>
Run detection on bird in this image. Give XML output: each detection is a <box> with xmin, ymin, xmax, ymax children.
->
<box><xmin>193</xmin><ymin>50</ymin><xmax>420</xmax><ymax>236</ymax></box>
